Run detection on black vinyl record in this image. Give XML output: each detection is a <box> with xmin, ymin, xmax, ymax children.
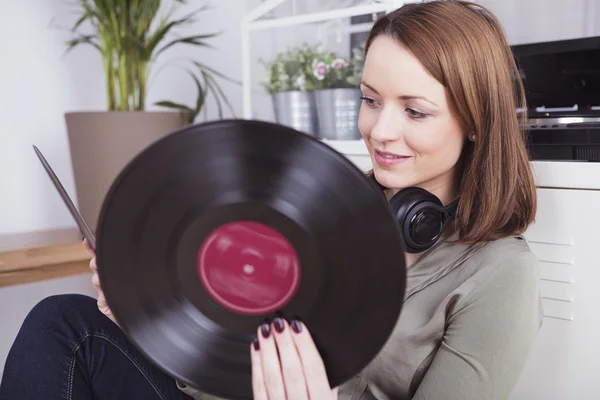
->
<box><xmin>95</xmin><ymin>119</ymin><xmax>407</xmax><ymax>399</ymax></box>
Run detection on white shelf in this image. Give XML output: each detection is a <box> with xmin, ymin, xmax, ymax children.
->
<box><xmin>320</xmin><ymin>139</ymin><xmax>367</xmax><ymax>156</ymax></box>
<box><xmin>531</xmin><ymin>161</ymin><xmax>600</xmax><ymax>190</ymax></box>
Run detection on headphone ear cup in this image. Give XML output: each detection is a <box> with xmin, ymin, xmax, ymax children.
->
<box><xmin>389</xmin><ymin>187</ymin><xmax>431</xmax><ymax>226</ymax></box>
<box><xmin>389</xmin><ymin>187</ymin><xmax>444</xmax><ymax>253</ymax></box>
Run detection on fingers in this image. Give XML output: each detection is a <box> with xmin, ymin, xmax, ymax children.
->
<box><xmin>82</xmin><ymin>240</ymin><xmax>120</xmax><ymax>328</ymax></box>
<box><xmin>250</xmin><ymin>340</ymin><xmax>268</xmax><ymax>400</ymax></box>
<box><xmin>256</xmin><ymin>322</ymin><xmax>287</xmax><ymax>400</ymax></box>
<box><xmin>91</xmin><ymin>270</ymin><xmax>101</xmax><ymax>292</ymax></box>
<box><xmin>288</xmin><ymin>320</ymin><xmax>333</xmax><ymax>398</ymax></box>
<box><xmin>97</xmin><ymin>286</ymin><xmax>119</xmax><ymax>326</ymax></box>
<box><xmin>271</xmin><ymin>318</ymin><xmax>309</xmax><ymax>400</ymax></box>
<box><xmin>89</xmin><ymin>256</ymin><xmax>98</xmax><ymax>273</ymax></box>
<box><xmin>82</xmin><ymin>238</ymin><xmax>95</xmax><ymax>256</ymax></box>
<box><xmin>89</xmin><ymin>256</ymin><xmax>119</xmax><ymax>327</ymax></box>
<box><xmin>250</xmin><ymin>318</ymin><xmax>334</xmax><ymax>400</ymax></box>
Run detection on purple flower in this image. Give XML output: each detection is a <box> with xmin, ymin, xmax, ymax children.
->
<box><xmin>331</xmin><ymin>58</ymin><xmax>348</xmax><ymax>69</ymax></box>
<box><xmin>313</xmin><ymin>61</ymin><xmax>329</xmax><ymax>80</ymax></box>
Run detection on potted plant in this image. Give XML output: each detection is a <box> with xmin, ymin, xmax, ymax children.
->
<box><xmin>61</xmin><ymin>0</ymin><xmax>236</xmax><ymax>231</ymax></box>
<box><xmin>261</xmin><ymin>42</ymin><xmax>321</xmax><ymax>137</ymax></box>
<box><xmin>312</xmin><ymin>44</ymin><xmax>365</xmax><ymax>140</ymax></box>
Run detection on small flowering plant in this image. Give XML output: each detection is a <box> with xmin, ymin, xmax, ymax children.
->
<box><xmin>311</xmin><ymin>45</ymin><xmax>364</xmax><ymax>90</ymax></box>
<box><xmin>261</xmin><ymin>43</ymin><xmax>321</xmax><ymax>93</ymax></box>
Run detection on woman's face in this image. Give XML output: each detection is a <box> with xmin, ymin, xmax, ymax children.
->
<box><xmin>358</xmin><ymin>35</ymin><xmax>467</xmax><ymax>203</ymax></box>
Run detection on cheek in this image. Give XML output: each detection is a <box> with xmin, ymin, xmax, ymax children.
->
<box><xmin>407</xmin><ymin>120</ymin><xmax>464</xmax><ymax>161</ymax></box>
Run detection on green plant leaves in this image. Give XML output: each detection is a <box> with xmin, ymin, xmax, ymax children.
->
<box><xmin>62</xmin><ymin>0</ymin><xmax>236</xmax><ymax>122</ymax></box>
<box><xmin>154</xmin><ymin>32</ymin><xmax>221</xmax><ymax>59</ymax></box>
<box><xmin>261</xmin><ymin>42</ymin><xmax>365</xmax><ymax>93</ymax></box>
<box><xmin>260</xmin><ymin>42</ymin><xmax>321</xmax><ymax>93</ymax></box>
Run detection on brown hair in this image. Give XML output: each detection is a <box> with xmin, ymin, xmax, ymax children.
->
<box><xmin>365</xmin><ymin>0</ymin><xmax>537</xmax><ymax>244</ymax></box>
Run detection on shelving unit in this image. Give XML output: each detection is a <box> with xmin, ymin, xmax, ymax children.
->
<box><xmin>240</xmin><ymin>0</ymin><xmax>407</xmax><ymax>122</ymax></box>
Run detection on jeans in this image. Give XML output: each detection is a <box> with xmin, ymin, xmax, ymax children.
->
<box><xmin>0</xmin><ymin>294</ymin><xmax>193</xmax><ymax>400</ymax></box>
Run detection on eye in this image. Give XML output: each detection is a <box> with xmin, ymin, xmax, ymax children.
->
<box><xmin>406</xmin><ymin>108</ymin><xmax>428</xmax><ymax>119</ymax></box>
<box><xmin>360</xmin><ymin>96</ymin><xmax>379</xmax><ymax>108</ymax></box>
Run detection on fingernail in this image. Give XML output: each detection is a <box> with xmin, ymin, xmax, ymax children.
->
<box><xmin>252</xmin><ymin>339</ymin><xmax>260</xmax><ymax>351</ymax></box>
<box><xmin>290</xmin><ymin>319</ymin><xmax>302</xmax><ymax>333</ymax></box>
<box><xmin>260</xmin><ymin>323</ymin><xmax>271</xmax><ymax>338</ymax></box>
<box><xmin>273</xmin><ymin>317</ymin><xmax>285</xmax><ymax>333</ymax></box>
<box><xmin>82</xmin><ymin>236</ymin><xmax>85</xmax><ymax>242</ymax></box>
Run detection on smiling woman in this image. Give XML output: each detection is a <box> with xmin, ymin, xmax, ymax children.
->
<box><xmin>358</xmin><ymin>35</ymin><xmax>467</xmax><ymax>206</ymax></box>
<box><xmin>359</xmin><ymin>1</ymin><xmax>536</xmax><ymax>246</ymax></box>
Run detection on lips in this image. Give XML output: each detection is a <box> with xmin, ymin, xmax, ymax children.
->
<box><xmin>376</xmin><ymin>150</ymin><xmax>408</xmax><ymax>158</ymax></box>
<box><xmin>373</xmin><ymin>149</ymin><xmax>411</xmax><ymax>166</ymax></box>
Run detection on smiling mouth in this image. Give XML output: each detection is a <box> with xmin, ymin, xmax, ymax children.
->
<box><xmin>375</xmin><ymin>150</ymin><xmax>410</xmax><ymax>159</ymax></box>
<box><xmin>373</xmin><ymin>149</ymin><xmax>412</xmax><ymax>166</ymax></box>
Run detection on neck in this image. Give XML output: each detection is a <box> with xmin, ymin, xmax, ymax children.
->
<box><xmin>384</xmin><ymin>181</ymin><xmax>459</xmax><ymax>207</ymax></box>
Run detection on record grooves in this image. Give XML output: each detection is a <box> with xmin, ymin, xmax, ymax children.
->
<box><xmin>95</xmin><ymin>119</ymin><xmax>407</xmax><ymax>399</ymax></box>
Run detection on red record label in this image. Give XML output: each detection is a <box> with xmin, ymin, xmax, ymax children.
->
<box><xmin>197</xmin><ymin>221</ymin><xmax>301</xmax><ymax>315</ymax></box>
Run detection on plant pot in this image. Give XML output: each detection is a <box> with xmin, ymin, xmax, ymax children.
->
<box><xmin>271</xmin><ymin>91</ymin><xmax>319</xmax><ymax>137</ymax></box>
<box><xmin>65</xmin><ymin>111</ymin><xmax>189</xmax><ymax>232</ymax></box>
<box><xmin>314</xmin><ymin>88</ymin><xmax>362</xmax><ymax>140</ymax></box>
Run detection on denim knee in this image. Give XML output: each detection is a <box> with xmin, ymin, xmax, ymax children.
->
<box><xmin>24</xmin><ymin>293</ymin><xmax>98</xmax><ymax>328</ymax></box>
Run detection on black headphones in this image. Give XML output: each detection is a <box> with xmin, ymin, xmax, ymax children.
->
<box><xmin>388</xmin><ymin>187</ymin><xmax>459</xmax><ymax>254</ymax></box>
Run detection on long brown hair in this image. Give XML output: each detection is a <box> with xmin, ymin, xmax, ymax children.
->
<box><xmin>365</xmin><ymin>0</ymin><xmax>537</xmax><ymax>244</ymax></box>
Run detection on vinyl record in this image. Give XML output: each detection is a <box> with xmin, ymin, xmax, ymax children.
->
<box><xmin>96</xmin><ymin>119</ymin><xmax>407</xmax><ymax>399</ymax></box>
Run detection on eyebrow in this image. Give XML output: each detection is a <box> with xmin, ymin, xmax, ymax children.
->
<box><xmin>360</xmin><ymin>81</ymin><xmax>439</xmax><ymax>108</ymax></box>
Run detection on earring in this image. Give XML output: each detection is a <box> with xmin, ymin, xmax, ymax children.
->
<box><xmin>470</xmin><ymin>134</ymin><xmax>476</xmax><ymax>141</ymax></box>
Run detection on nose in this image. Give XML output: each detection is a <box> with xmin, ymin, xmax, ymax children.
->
<box><xmin>370</xmin><ymin>107</ymin><xmax>402</xmax><ymax>143</ymax></box>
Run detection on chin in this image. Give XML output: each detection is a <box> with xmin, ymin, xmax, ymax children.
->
<box><xmin>371</xmin><ymin>168</ymin><xmax>408</xmax><ymax>190</ymax></box>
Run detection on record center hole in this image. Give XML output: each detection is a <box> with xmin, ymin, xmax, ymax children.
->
<box><xmin>243</xmin><ymin>264</ymin><xmax>255</xmax><ymax>275</ymax></box>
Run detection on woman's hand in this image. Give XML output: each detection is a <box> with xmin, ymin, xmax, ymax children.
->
<box><xmin>251</xmin><ymin>317</ymin><xmax>337</xmax><ymax>400</ymax></box>
<box><xmin>82</xmin><ymin>238</ymin><xmax>119</xmax><ymax>327</ymax></box>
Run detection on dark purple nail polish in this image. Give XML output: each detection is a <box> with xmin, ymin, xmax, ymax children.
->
<box><xmin>260</xmin><ymin>323</ymin><xmax>271</xmax><ymax>338</ymax></box>
<box><xmin>273</xmin><ymin>317</ymin><xmax>285</xmax><ymax>333</ymax></box>
<box><xmin>253</xmin><ymin>339</ymin><xmax>260</xmax><ymax>350</ymax></box>
<box><xmin>291</xmin><ymin>319</ymin><xmax>302</xmax><ymax>333</ymax></box>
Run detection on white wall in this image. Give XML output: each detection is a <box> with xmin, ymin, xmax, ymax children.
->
<box><xmin>0</xmin><ymin>0</ymin><xmax>253</xmax><ymax>236</ymax></box>
<box><xmin>477</xmin><ymin>0</ymin><xmax>600</xmax><ymax>44</ymax></box>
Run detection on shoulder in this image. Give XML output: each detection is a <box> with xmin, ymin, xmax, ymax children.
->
<box><xmin>449</xmin><ymin>235</ymin><xmax>542</xmax><ymax>326</ymax></box>
<box><xmin>463</xmin><ymin>235</ymin><xmax>540</xmax><ymax>294</ymax></box>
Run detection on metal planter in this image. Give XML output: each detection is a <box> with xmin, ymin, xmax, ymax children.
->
<box><xmin>271</xmin><ymin>91</ymin><xmax>319</xmax><ymax>137</ymax></box>
<box><xmin>314</xmin><ymin>88</ymin><xmax>362</xmax><ymax>140</ymax></box>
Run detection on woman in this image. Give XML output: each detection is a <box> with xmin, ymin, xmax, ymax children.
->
<box><xmin>0</xmin><ymin>1</ymin><xmax>542</xmax><ymax>399</ymax></box>
<box><xmin>247</xmin><ymin>2</ymin><xmax>542</xmax><ymax>399</ymax></box>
